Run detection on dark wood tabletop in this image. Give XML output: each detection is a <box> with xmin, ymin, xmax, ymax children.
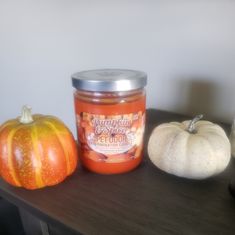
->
<box><xmin>0</xmin><ymin>109</ymin><xmax>235</xmax><ymax>235</ymax></box>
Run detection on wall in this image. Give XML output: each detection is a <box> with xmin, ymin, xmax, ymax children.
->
<box><xmin>0</xmin><ymin>0</ymin><xmax>235</xmax><ymax>135</ymax></box>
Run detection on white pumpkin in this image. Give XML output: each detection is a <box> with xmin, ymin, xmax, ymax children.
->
<box><xmin>148</xmin><ymin>115</ymin><xmax>231</xmax><ymax>179</ymax></box>
<box><xmin>230</xmin><ymin>119</ymin><xmax>235</xmax><ymax>157</ymax></box>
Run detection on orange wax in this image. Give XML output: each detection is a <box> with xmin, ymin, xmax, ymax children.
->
<box><xmin>72</xmin><ymin>69</ymin><xmax>147</xmax><ymax>174</ymax></box>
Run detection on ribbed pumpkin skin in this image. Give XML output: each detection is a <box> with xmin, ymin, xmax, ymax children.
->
<box><xmin>0</xmin><ymin>115</ymin><xmax>78</xmax><ymax>190</ymax></box>
<box><xmin>148</xmin><ymin>120</ymin><xmax>231</xmax><ymax>179</ymax></box>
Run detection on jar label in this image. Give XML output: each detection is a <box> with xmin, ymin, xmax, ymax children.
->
<box><xmin>76</xmin><ymin>112</ymin><xmax>145</xmax><ymax>163</ymax></box>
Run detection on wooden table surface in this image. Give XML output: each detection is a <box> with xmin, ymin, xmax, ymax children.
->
<box><xmin>0</xmin><ymin>109</ymin><xmax>235</xmax><ymax>235</ymax></box>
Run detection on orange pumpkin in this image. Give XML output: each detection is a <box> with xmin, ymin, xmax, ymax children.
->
<box><xmin>0</xmin><ymin>106</ymin><xmax>78</xmax><ymax>190</ymax></box>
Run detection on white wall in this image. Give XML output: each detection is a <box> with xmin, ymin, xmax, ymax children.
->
<box><xmin>0</xmin><ymin>0</ymin><xmax>235</xmax><ymax>135</ymax></box>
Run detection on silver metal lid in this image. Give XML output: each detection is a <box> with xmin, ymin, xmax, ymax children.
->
<box><xmin>72</xmin><ymin>69</ymin><xmax>147</xmax><ymax>92</ymax></box>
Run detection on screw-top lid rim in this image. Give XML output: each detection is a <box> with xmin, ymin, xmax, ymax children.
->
<box><xmin>72</xmin><ymin>69</ymin><xmax>147</xmax><ymax>92</ymax></box>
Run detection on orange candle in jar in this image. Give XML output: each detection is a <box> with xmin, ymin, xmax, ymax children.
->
<box><xmin>72</xmin><ymin>69</ymin><xmax>147</xmax><ymax>174</ymax></box>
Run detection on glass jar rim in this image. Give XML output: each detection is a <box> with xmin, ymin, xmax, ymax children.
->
<box><xmin>72</xmin><ymin>69</ymin><xmax>147</xmax><ymax>92</ymax></box>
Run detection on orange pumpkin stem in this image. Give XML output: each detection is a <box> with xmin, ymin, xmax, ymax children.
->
<box><xmin>19</xmin><ymin>105</ymin><xmax>33</xmax><ymax>124</ymax></box>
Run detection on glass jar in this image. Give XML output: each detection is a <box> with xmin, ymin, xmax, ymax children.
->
<box><xmin>72</xmin><ymin>69</ymin><xmax>147</xmax><ymax>174</ymax></box>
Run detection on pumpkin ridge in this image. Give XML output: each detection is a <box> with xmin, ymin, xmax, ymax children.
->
<box><xmin>184</xmin><ymin>133</ymin><xmax>190</xmax><ymax>177</ymax></box>
<box><xmin>0</xmin><ymin>120</ymin><xmax>17</xmax><ymax>132</ymax></box>
<box><xmin>168</xmin><ymin>131</ymin><xmax>188</xmax><ymax>174</ymax></box>
<box><xmin>31</xmin><ymin>114</ymin><xmax>44</xmax><ymax>121</ymax></box>
<box><xmin>31</xmin><ymin>126</ymin><xmax>44</xmax><ymax>188</ymax></box>
<box><xmin>187</xmin><ymin>134</ymin><xmax>216</xmax><ymax>178</ymax></box>
<box><xmin>43</xmin><ymin>121</ymin><xmax>71</xmax><ymax>175</ymax></box>
<box><xmin>6</xmin><ymin>126</ymin><xmax>22</xmax><ymax>187</ymax></box>
<box><xmin>156</xmin><ymin>124</ymin><xmax>183</xmax><ymax>131</ymax></box>
<box><xmin>161</xmin><ymin>131</ymin><xmax>182</xmax><ymax>172</ymax></box>
<box><xmin>198</xmin><ymin>128</ymin><xmax>227</xmax><ymax>139</ymax></box>
<box><xmin>196</xmin><ymin>133</ymin><xmax>230</xmax><ymax>173</ymax></box>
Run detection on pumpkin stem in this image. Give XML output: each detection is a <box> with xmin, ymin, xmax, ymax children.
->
<box><xmin>187</xmin><ymin>114</ymin><xmax>203</xmax><ymax>133</ymax></box>
<box><xmin>19</xmin><ymin>105</ymin><xmax>33</xmax><ymax>124</ymax></box>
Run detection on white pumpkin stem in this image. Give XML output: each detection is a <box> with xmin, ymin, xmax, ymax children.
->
<box><xmin>187</xmin><ymin>114</ymin><xmax>203</xmax><ymax>133</ymax></box>
<box><xmin>19</xmin><ymin>105</ymin><xmax>33</xmax><ymax>124</ymax></box>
